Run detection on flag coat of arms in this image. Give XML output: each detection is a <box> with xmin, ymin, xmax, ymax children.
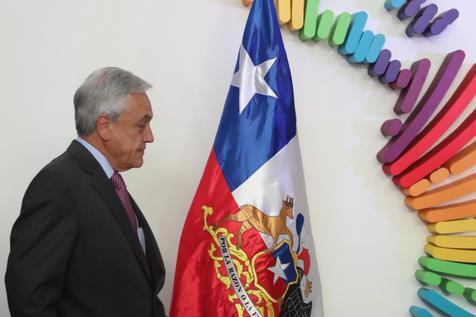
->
<box><xmin>170</xmin><ymin>0</ymin><xmax>323</xmax><ymax>316</ymax></box>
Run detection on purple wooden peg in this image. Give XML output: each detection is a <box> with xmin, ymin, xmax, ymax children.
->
<box><xmin>424</xmin><ymin>9</ymin><xmax>459</xmax><ymax>37</ymax></box>
<box><xmin>381</xmin><ymin>119</ymin><xmax>403</xmax><ymax>136</ymax></box>
<box><xmin>393</xmin><ymin>59</ymin><xmax>431</xmax><ymax>114</ymax></box>
<box><xmin>377</xmin><ymin>50</ymin><xmax>465</xmax><ymax>163</ymax></box>
<box><xmin>406</xmin><ymin>4</ymin><xmax>438</xmax><ymax>37</ymax></box>
<box><xmin>397</xmin><ymin>0</ymin><xmax>426</xmax><ymax>20</ymax></box>
<box><xmin>390</xmin><ymin>69</ymin><xmax>413</xmax><ymax>90</ymax></box>
<box><xmin>380</xmin><ymin>60</ymin><xmax>401</xmax><ymax>84</ymax></box>
<box><xmin>369</xmin><ymin>49</ymin><xmax>392</xmax><ymax>77</ymax></box>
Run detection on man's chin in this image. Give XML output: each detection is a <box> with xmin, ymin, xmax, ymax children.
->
<box><xmin>133</xmin><ymin>159</ymin><xmax>144</xmax><ymax>168</ymax></box>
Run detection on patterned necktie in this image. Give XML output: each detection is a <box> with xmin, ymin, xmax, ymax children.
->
<box><xmin>111</xmin><ymin>172</ymin><xmax>138</xmax><ymax>233</ymax></box>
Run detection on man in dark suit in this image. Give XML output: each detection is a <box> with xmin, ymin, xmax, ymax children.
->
<box><xmin>5</xmin><ymin>67</ymin><xmax>166</xmax><ymax>317</ymax></box>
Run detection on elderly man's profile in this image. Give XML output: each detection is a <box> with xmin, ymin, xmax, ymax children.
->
<box><xmin>5</xmin><ymin>67</ymin><xmax>166</xmax><ymax>317</ymax></box>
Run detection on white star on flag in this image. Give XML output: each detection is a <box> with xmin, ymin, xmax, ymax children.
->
<box><xmin>231</xmin><ymin>45</ymin><xmax>278</xmax><ymax>114</ymax></box>
<box><xmin>267</xmin><ymin>256</ymin><xmax>290</xmax><ymax>284</ymax></box>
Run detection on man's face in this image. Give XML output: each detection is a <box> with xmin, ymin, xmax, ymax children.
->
<box><xmin>106</xmin><ymin>93</ymin><xmax>154</xmax><ymax>171</ymax></box>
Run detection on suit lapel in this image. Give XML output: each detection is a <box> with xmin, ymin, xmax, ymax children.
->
<box><xmin>68</xmin><ymin>140</ymin><xmax>152</xmax><ymax>281</ymax></box>
<box><xmin>132</xmin><ymin>198</ymin><xmax>166</xmax><ymax>293</ymax></box>
<box><xmin>91</xmin><ymin>171</ymin><xmax>152</xmax><ymax>280</ymax></box>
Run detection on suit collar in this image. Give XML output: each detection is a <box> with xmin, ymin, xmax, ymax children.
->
<box><xmin>75</xmin><ymin>137</ymin><xmax>114</xmax><ymax>178</ymax></box>
<box><xmin>67</xmin><ymin>140</ymin><xmax>100</xmax><ymax>175</ymax></box>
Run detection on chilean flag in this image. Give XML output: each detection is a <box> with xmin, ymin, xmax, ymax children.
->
<box><xmin>170</xmin><ymin>0</ymin><xmax>323</xmax><ymax>316</ymax></box>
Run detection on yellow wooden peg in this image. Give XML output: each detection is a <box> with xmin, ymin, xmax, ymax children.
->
<box><xmin>428</xmin><ymin>235</ymin><xmax>476</xmax><ymax>249</ymax></box>
<box><xmin>288</xmin><ymin>0</ymin><xmax>305</xmax><ymax>31</ymax></box>
<box><xmin>428</xmin><ymin>219</ymin><xmax>476</xmax><ymax>234</ymax></box>
<box><xmin>276</xmin><ymin>0</ymin><xmax>291</xmax><ymax>25</ymax></box>
<box><xmin>425</xmin><ymin>243</ymin><xmax>476</xmax><ymax>263</ymax></box>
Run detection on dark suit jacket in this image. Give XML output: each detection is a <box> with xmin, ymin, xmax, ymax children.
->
<box><xmin>5</xmin><ymin>140</ymin><xmax>166</xmax><ymax>317</ymax></box>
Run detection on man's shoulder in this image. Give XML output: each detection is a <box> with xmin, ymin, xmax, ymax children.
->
<box><xmin>30</xmin><ymin>145</ymin><xmax>85</xmax><ymax>189</ymax></box>
<box><xmin>20</xmin><ymin>147</ymin><xmax>83</xmax><ymax>208</ymax></box>
<box><xmin>42</xmin><ymin>149</ymin><xmax>79</xmax><ymax>177</ymax></box>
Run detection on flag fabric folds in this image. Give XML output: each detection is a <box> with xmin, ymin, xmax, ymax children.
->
<box><xmin>170</xmin><ymin>0</ymin><xmax>323</xmax><ymax>316</ymax></box>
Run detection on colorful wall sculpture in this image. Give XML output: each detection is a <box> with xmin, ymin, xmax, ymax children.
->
<box><xmin>241</xmin><ymin>0</ymin><xmax>475</xmax><ymax>315</ymax></box>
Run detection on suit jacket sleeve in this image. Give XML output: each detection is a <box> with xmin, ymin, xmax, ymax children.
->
<box><xmin>5</xmin><ymin>167</ymin><xmax>79</xmax><ymax>317</ymax></box>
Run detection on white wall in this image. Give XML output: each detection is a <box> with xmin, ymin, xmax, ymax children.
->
<box><xmin>0</xmin><ymin>0</ymin><xmax>474</xmax><ymax>316</ymax></box>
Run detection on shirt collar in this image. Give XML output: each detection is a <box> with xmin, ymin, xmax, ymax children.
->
<box><xmin>76</xmin><ymin>137</ymin><xmax>114</xmax><ymax>179</ymax></box>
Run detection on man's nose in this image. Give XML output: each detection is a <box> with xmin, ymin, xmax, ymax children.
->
<box><xmin>144</xmin><ymin>124</ymin><xmax>154</xmax><ymax>143</ymax></box>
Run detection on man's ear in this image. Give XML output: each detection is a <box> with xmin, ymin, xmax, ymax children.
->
<box><xmin>96</xmin><ymin>114</ymin><xmax>112</xmax><ymax>141</ymax></box>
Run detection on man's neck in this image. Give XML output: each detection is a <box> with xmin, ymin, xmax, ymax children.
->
<box><xmin>81</xmin><ymin>134</ymin><xmax>104</xmax><ymax>153</ymax></box>
<box><xmin>80</xmin><ymin>134</ymin><xmax>118</xmax><ymax>171</ymax></box>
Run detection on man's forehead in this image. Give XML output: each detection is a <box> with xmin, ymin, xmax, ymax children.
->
<box><xmin>128</xmin><ymin>92</ymin><xmax>150</xmax><ymax>103</ymax></box>
<box><xmin>121</xmin><ymin>93</ymin><xmax>153</xmax><ymax>120</ymax></box>
<box><xmin>127</xmin><ymin>93</ymin><xmax>152</xmax><ymax>109</ymax></box>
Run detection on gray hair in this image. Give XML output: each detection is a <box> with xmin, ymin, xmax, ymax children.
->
<box><xmin>74</xmin><ymin>67</ymin><xmax>152</xmax><ymax>135</ymax></box>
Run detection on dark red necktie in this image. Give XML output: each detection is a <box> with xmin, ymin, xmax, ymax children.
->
<box><xmin>111</xmin><ymin>172</ymin><xmax>138</xmax><ymax>233</ymax></box>
<box><xmin>111</xmin><ymin>172</ymin><xmax>150</xmax><ymax>274</ymax></box>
